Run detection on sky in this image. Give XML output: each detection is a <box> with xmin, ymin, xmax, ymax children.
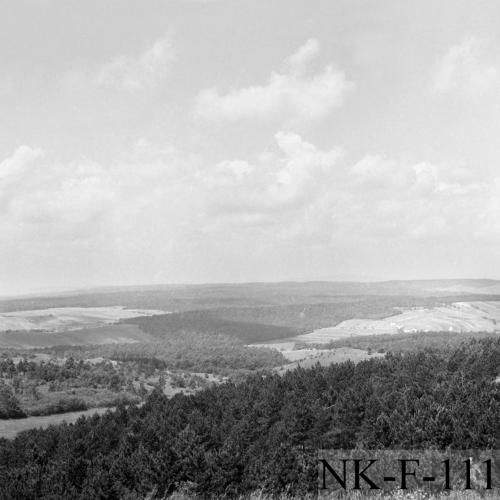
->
<box><xmin>1</xmin><ymin>0</ymin><xmax>499</xmax><ymax>295</ymax></box>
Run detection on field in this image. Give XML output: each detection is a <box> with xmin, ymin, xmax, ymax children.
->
<box><xmin>296</xmin><ymin>301</ymin><xmax>500</xmax><ymax>344</ymax></box>
<box><xmin>0</xmin><ymin>323</ymin><xmax>155</xmax><ymax>349</ymax></box>
<box><xmin>0</xmin><ymin>306</ymin><xmax>166</xmax><ymax>332</ymax></box>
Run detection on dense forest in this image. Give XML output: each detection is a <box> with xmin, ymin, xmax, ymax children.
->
<box><xmin>38</xmin><ymin>330</ymin><xmax>286</xmax><ymax>375</ymax></box>
<box><xmin>0</xmin><ymin>337</ymin><xmax>499</xmax><ymax>499</ymax></box>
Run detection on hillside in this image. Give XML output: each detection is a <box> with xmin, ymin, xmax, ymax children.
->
<box><xmin>0</xmin><ymin>337</ymin><xmax>499</xmax><ymax>498</ymax></box>
<box><xmin>297</xmin><ymin>301</ymin><xmax>500</xmax><ymax>344</ymax></box>
<box><xmin>1</xmin><ymin>279</ymin><xmax>500</xmax><ymax>313</ymax></box>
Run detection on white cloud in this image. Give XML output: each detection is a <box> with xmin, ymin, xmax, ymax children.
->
<box><xmin>94</xmin><ymin>38</ymin><xmax>175</xmax><ymax>92</ymax></box>
<box><xmin>0</xmin><ymin>137</ymin><xmax>493</xmax><ymax>248</ymax></box>
<box><xmin>431</xmin><ymin>36</ymin><xmax>499</xmax><ymax>96</ymax></box>
<box><xmin>0</xmin><ymin>146</ymin><xmax>116</xmax><ymax>240</ymax></box>
<box><xmin>194</xmin><ymin>39</ymin><xmax>352</xmax><ymax>122</ymax></box>
<box><xmin>64</xmin><ymin>37</ymin><xmax>175</xmax><ymax>93</ymax></box>
<box><xmin>197</xmin><ymin>131</ymin><xmax>342</xmax><ymax>216</ymax></box>
<box><xmin>285</xmin><ymin>38</ymin><xmax>320</xmax><ymax>74</ymax></box>
<box><xmin>1</xmin><ymin>134</ymin><xmax>497</xmax><ymax>290</ymax></box>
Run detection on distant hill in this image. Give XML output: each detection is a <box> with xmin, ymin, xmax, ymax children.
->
<box><xmin>1</xmin><ymin>279</ymin><xmax>500</xmax><ymax>313</ymax></box>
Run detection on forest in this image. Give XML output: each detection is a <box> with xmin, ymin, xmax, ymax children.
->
<box><xmin>0</xmin><ymin>329</ymin><xmax>287</xmax><ymax>419</ymax></box>
<box><xmin>0</xmin><ymin>337</ymin><xmax>499</xmax><ymax>499</ymax></box>
<box><xmin>37</xmin><ymin>330</ymin><xmax>286</xmax><ymax>375</ymax></box>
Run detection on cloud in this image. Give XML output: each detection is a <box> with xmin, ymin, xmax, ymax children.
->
<box><xmin>0</xmin><ymin>146</ymin><xmax>116</xmax><ymax>240</ymax></box>
<box><xmin>194</xmin><ymin>38</ymin><xmax>352</xmax><ymax>122</ymax></box>
<box><xmin>94</xmin><ymin>38</ymin><xmax>175</xmax><ymax>92</ymax></box>
<box><xmin>1</xmin><ymin>134</ymin><xmax>498</xmax><ymax>290</ymax></box>
<box><xmin>0</xmin><ymin>136</ymin><xmax>493</xmax><ymax>247</ymax></box>
<box><xmin>285</xmin><ymin>38</ymin><xmax>320</xmax><ymax>74</ymax></box>
<box><xmin>64</xmin><ymin>37</ymin><xmax>175</xmax><ymax>93</ymax></box>
<box><xmin>431</xmin><ymin>36</ymin><xmax>499</xmax><ymax>96</ymax></box>
<box><xmin>197</xmin><ymin>131</ymin><xmax>343</xmax><ymax>217</ymax></box>
<box><xmin>341</xmin><ymin>155</ymin><xmax>488</xmax><ymax>240</ymax></box>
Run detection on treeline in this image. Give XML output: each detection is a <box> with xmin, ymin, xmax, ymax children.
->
<box><xmin>0</xmin><ymin>357</ymin><xmax>128</xmax><ymax>393</ymax></box>
<box><xmin>0</xmin><ymin>338</ymin><xmax>499</xmax><ymax>498</ymax></box>
<box><xmin>39</xmin><ymin>332</ymin><xmax>286</xmax><ymax>375</ymax></box>
<box><xmin>0</xmin><ymin>357</ymin><xmax>117</xmax><ymax>383</ymax></box>
<box><xmin>322</xmin><ymin>330</ymin><xmax>499</xmax><ymax>353</ymax></box>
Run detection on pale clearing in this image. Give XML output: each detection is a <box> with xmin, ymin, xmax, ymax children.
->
<box><xmin>274</xmin><ymin>347</ymin><xmax>383</xmax><ymax>374</ymax></box>
<box><xmin>0</xmin><ymin>406</ymin><xmax>114</xmax><ymax>439</ymax></box>
<box><xmin>296</xmin><ymin>301</ymin><xmax>500</xmax><ymax>344</ymax></box>
<box><xmin>0</xmin><ymin>323</ymin><xmax>155</xmax><ymax>348</ymax></box>
<box><xmin>0</xmin><ymin>306</ymin><xmax>166</xmax><ymax>333</ymax></box>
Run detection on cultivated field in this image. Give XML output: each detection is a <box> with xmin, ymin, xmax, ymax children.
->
<box><xmin>0</xmin><ymin>307</ymin><xmax>169</xmax><ymax>348</ymax></box>
<box><xmin>0</xmin><ymin>323</ymin><xmax>156</xmax><ymax>348</ymax></box>
<box><xmin>296</xmin><ymin>301</ymin><xmax>500</xmax><ymax>344</ymax></box>
<box><xmin>0</xmin><ymin>306</ymin><xmax>166</xmax><ymax>332</ymax></box>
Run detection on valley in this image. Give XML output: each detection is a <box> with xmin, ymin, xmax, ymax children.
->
<box><xmin>0</xmin><ymin>280</ymin><xmax>499</xmax><ymax>496</ymax></box>
<box><xmin>1</xmin><ymin>280</ymin><xmax>500</xmax><ymax>440</ymax></box>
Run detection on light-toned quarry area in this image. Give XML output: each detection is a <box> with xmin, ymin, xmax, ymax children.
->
<box><xmin>296</xmin><ymin>301</ymin><xmax>500</xmax><ymax>344</ymax></box>
<box><xmin>0</xmin><ymin>306</ymin><xmax>166</xmax><ymax>333</ymax></box>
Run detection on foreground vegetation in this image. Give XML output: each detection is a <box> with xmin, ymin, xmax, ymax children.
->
<box><xmin>0</xmin><ymin>356</ymin><xmax>142</xmax><ymax>418</ymax></box>
<box><xmin>0</xmin><ymin>324</ymin><xmax>287</xmax><ymax>419</ymax></box>
<box><xmin>0</xmin><ymin>352</ymin><xmax>230</xmax><ymax>419</ymax></box>
<box><xmin>0</xmin><ymin>337</ymin><xmax>498</xmax><ymax>498</ymax></box>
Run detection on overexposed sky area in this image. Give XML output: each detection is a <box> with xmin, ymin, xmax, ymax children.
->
<box><xmin>1</xmin><ymin>0</ymin><xmax>499</xmax><ymax>295</ymax></box>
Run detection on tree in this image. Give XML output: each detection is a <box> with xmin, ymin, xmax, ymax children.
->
<box><xmin>0</xmin><ymin>381</ymin><xmax>26</xmax><ymax>418</ymax></box>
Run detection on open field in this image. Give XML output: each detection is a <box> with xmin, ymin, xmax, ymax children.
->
<box><xmin>0</xmin><ymin>306</ymin><xmax>166</xmax><ymax>333</ymax></box>
<box><xmin>296</xmin><ymin>301</ymin><xmax>500</xmax><ymax>344</ymax></box>
<box><xmin>0</xmin><ymin>406</ymin><xmax>115</xmax><ymax>440</ymax></box>
<box><xmin>274</xmin><ymin>347</ymin><xmax>383</xmax><ymax>374</ymax></box>
<box><xmin>0</xmin><ymin>323</ymin><xmax>155</xmax><ymax>348</ymax></box>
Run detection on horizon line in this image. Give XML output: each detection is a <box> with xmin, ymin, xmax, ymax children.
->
<box><xmin>1</xmin><ymin>277</ymin><xmax>499</xmax><ymax>301</ymax></box>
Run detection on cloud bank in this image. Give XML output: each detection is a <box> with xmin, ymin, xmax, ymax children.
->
<box><xmin>1</xmin><ymin>131</ymin><xmax>498</xmax><ymax>289</ymax></box>
<box><xmin>194</xmin><ymin>39</ymin><xmax>352</xmax><ymax>122</ymax></box>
